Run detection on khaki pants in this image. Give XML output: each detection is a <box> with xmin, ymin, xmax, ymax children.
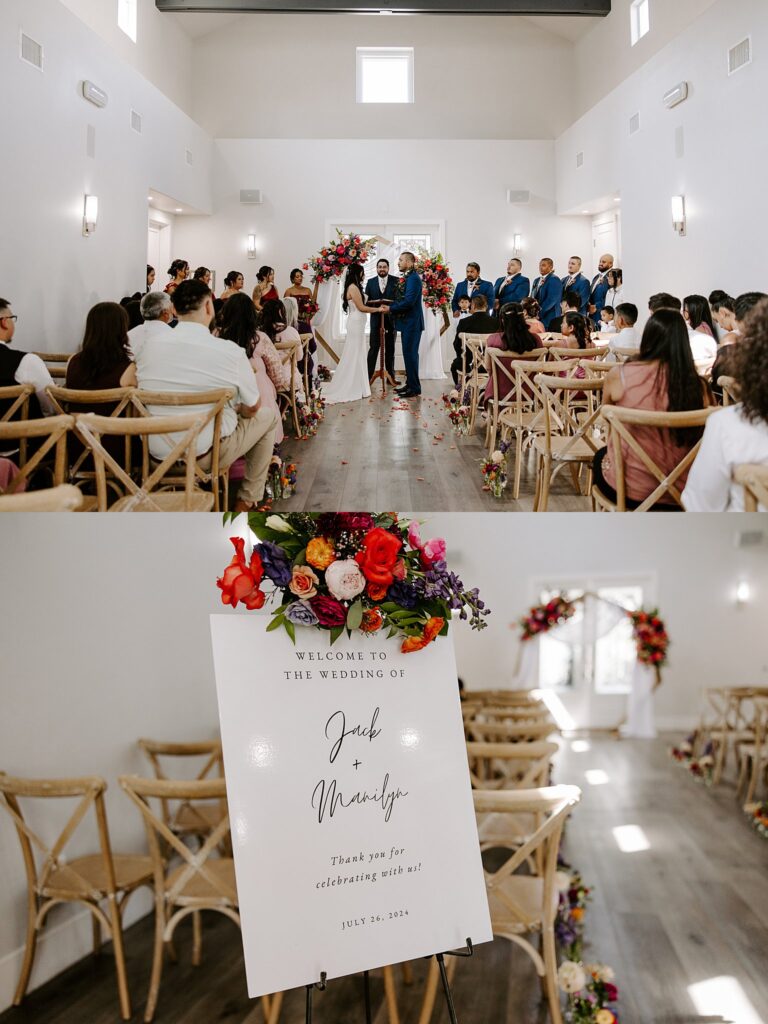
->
<box><xmin>200</xmin><ymin>407</ymin><xmax>279</xmax><ymax>505</ymax></box>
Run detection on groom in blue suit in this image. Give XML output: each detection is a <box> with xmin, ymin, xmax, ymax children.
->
<box><xmin>389</xmin><ymin>251</ymin><xmax>425</xmax><ymax>399</ymax></box>
<box><xmin>531</xmin><ymin>258</ymin><xmax>564</xmax><ymax>331</ymax></box>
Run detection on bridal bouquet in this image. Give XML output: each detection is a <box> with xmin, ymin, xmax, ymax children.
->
<box><xmin>216</xmin><ymin>513</ymin><xmax>490</xmax><ymax>652</ymax></box>
<box><xmin>519</xmin><ymin>596</ymin><xmax>576</xmax><ymax>641</ymax></box>
<box><xmin>415</xmin><ymin>250</ymin><xmax>454</xmax><ymax>311</ymax></box>
<box><xmin>558</xmin><ymin>963</ymin><xmax>620</xmax><ymax>1024</ymax></box>
<box><xmin>628</xmin><ymin>609</ymin><xmax>669</xmax><ymax>668</ymax></box>
<box><xmin>305</xmin><ymin>231</ymin><xmax>377</xmax><ymax>284</ymax></box>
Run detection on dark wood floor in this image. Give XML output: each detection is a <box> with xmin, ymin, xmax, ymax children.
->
<box><xmin>3</xmin><ymin>737</ymin><xmax>767</xmax><ymax>1024</ymax></box>
<box><xmin>277</xmin><ymin>382</ymin><xmax>590</xmax><ymax>513</ymax></box>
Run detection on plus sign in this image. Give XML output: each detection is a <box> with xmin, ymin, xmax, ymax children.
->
<box><xmin>353</xmin><ymin>760</ymin><xmax>362</xmax><ymax>770</ymax></box>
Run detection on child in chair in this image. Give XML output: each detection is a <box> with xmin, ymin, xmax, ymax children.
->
<box><xmin>599</xmin><ymin>306</ymin><xmax>617</xmax><ymax>333</ymax></box>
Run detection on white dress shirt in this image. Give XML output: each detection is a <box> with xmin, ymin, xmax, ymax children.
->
<box><xmin>609</xmin><ymin>326</ymin><xmax>639</xmax><ymax>351</ymax></box>
<box><xmin>11</xmin><ymin>350</ymin><xmax>55</xmax><ymax>414</ymax></box>
<box><xmin>682</xmin><ymin>405</ymin><xmax>768</xmax><ymax>512</ymax></box>
<box><xmin>688</xmin><ymin>327</ymin><xmax>717</xmax><ymax>375</ymax></box>
<box><xmin>127</xmin><ymin>319</ymin><xmax>173</xmax><ymax>360</ymax></box>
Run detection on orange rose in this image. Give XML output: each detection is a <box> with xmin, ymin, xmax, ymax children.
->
<box><xmin>361</xmin><ymin>608</ymin><xmax>384</xmax><ymax>634</ymax></box>
<box><xmin>289</xmin><ymin>565</ymin><xmax>320</xmax><ymax>599</ymax></box>
<box><xmin>306</xmin><ymin>537</ymin><xmax>336</xmax><ymax>571</ymax></box>
<box><xmin>571</xmin><ymin>907</ymin><xmax>584</xmax><ymax>922</ymax></box>
<box><xmin>367</xmin><ymin>582</ymin><xmax>388</xmax><ymax>601</ymax></box>
<box><xmin>401</xmin><ymin>617</ymin><xmax>445</xmax><ymax>654</ymax></box>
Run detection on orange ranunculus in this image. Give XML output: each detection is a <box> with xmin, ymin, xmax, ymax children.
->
<box><xmin>217</xmin><ymin>537</ymin><xmax>266</xmax><ymax>610</ymax></box>
<box><xmin>401</xmin><ymin>617</ymin><xmax>445</xmax><ymax>654</ymax></box>
<box><xmin>367</xmin><ymin>582</ymin><xmax>389</xmax><ymax>601</ymax></box>
<box><xmin>361</xmin><ymin>608</ymin><xmax>384</xmax><ymax>634</ymax></box>
<box><xmin>571</xmin><ymin>907</ymin><xmax>585</xmax><ymax>922</ymax></box>
<box><xmin>355</xmin><ymin>527</ymin><xmax>403</xmax><ymax>588</ymax></box>
<box><xmin>306</xmin><ymin>536</ymin><xmax>336</xmax><ymax>571</ymax></box>
<box><xmin>289</xmin><ymin>565</ymin><xmax>320</xmax><ymax>600</ymax></box>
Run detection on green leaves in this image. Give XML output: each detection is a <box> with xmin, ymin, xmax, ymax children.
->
<box><xmin>329</xmin><ymin>626</ymin><xmax>345</xmax><ymax>646</ymax></box>
<box><xmin>346</xmin><ymin>601</ymin><xmax>364</xmax><ymax>631</ymax></box>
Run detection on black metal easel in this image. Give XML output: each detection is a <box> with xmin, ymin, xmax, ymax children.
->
<box><xmin>305</xmin><ymin>939</ymin><xmax>474</xmax><ymax>1024</ymax></box>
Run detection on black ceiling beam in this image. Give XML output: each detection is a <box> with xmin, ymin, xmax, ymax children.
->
<box><xmin>156</xmin><ymin>0</ymin><xmax>610</xmax><ymax>15</ymax></box>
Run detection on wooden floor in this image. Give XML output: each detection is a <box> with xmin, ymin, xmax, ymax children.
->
<box><xmin>3</xmin><ymin>736</ymin><xmax>767</xmax><ymax>1024</ymax></box>
<box><xmin>277</xmin><ymin>381</ymin><xmax>591</xmax><ymax>513</ymax></box>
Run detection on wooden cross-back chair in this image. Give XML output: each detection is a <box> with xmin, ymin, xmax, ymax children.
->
<box><xmin>532</xmin><ymin>374</ymin><xmax>606</xmax><ymax>512</ymax></box>
<box><xmin>137</xmin><ymin>739</ymin><xmax>226</xmax><ymax>846</ymax></box>
<box><xmin>717</xmin><ymin>376</ymin><xmax>739</xmax><ymax>407</ymax></box>
<box><xmin>32</xmin><ymin>352</ymin><xmax>70</xmax><ymax>380</ymax></box>
<box><xmin>466</xmin><ymin>704</ymin><xmax>553</xmax><ymax>728</ymax></box>
<box><xmin>0</xmin><ymin>415</ymin><xmax>73</xmax><ymax>495</ymax></box>
<box><xmin>737</xmin><ymin>696</ymin><xmax>768</xmax><ymax>806</ymax></box>
<box><xmin>129</xmin><ymin>388</ymin><xmax>235</xmax><ymax>510</ymax></box>
<box><xmin>274</xmin><ymin>343</ymin><xmax>303</xmax><ymax>438</ymax></box>
<box><xmin>734</xmin><ymin>463</ymin><xmax>768</xmax><ymax>512</ymax></box>
<box><xmin>579</xmin><ymin>359</ymin><xmax>614</xmax><ymax>378</ymax></box>
<box><xmin>462</xmin><ymin>689</ymin><xmax>542</xmax><ymax>706</ymax></box>
<box><xmin>75</xmin><ymin>411</ymin><xmax>213</xmax><ymax>511</ymax></box>
<box><xmin>466</xmin><ymin>741</ymin><xmax>558</xmax><ymax>793</ymax></box>
<box><xmin>464</xmin><ymin>719</ymin><xmax>558</xmax><ymax>744</ymax></box>
<box><xmin>607</xmin><ymin>347</ymin><xmax>641</xmax><ymax>362</ymax></box>
<box><xmin>545</xmin><ymin>345</ymin><xmax>607</xmax><ymax>361</ymax></box>
<box><xmin>461</xmin><ymin>335</ymin><xmax>491</xmax><ymax>434</ymax></box>
<box><xmin>1</xmin><ymin>384</ymin><xmax>34</xmax><ymax>469</ymax></box>
<box><xmin>483</xmin><ymin>348</ymin><xmax>548</xmax><ymax>457</ymax></box>
<box><xmin>592</xmin><ymin>404</ymin><xmax>717</xmax><ymax>512</ymax></box>
<box><xmin>0</xmin><ymin>483</ymin><xmax>83</xmax><ymax>512</ymax></box>
<box><xmin>0</xmin><ymin>772</ymin><xmax>153</xmax><ymax>1020</ymax></box>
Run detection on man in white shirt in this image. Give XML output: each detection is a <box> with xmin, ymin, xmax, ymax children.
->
<box><xmin>134</xmin><ymin>279</ymin><xmax>279</xmax><ymax>512</ymax></box>
<box><xmin>0</xmin><ymin>298</ymin><xmax>55</xmax><ymax>416</ymax></box>
<box><xmin>128</xmin><ymin>291</ymin><xmax>174</xmax><ymax>359</ymax></box>
<box><xmin>609</xmin><ymin>303</ymin><xmax>640</xmax><ymax>352</ymax></box>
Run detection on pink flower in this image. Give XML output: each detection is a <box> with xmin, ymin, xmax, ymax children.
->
<box><xmin>421</xmin><ymin>537</ymin><xmax>446</xmax><ymax>568</ymax></box>
<box><xmin>407</xmin><ymin>521</ymin><xmax>422</xmax><ymax>551</ymax></box>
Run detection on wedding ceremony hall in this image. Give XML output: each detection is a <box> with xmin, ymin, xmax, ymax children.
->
<box><xmin>2</xmin><ymin>0</ymin><xmax>768</xmax><ymax>512</ymax></box>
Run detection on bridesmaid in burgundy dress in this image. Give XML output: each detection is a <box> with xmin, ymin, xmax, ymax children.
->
<box><xmin>284</xmin><ymin>268</ymin><xmax>317</xmax><ymax>379</ymax></box>
<box><xmin>253</xmin><ymin>267</ymin><xmax>279</xmax><ymax>311</ymax></box>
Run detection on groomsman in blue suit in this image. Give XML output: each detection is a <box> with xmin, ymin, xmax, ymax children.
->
<box><xmin>389</xmin><ymin>251</ymin><xmax>425</xmax><ymax>400</ymax></box>
<box><xmin>530</xmin><ymin>258</ymin><xmax>564</xmax><ymax>331</ymax></box>
<box><xmin>589</xmin><ymin>253</ymin><xmax>615</xmax><ymax>326</ymax></box>
<box><xmin>560</xmin><ymin>257</ymin><xmax>591</xmax><ymax>316</ymax></box>
<box><xmin>452</xmin><ymin>263</ymin><xmax>496</xmax><ymax>319</ymax></box>
<box><xmin>494</xmin><ymin>258</ymin><xmax>530</xmax><ymax>310</ymax></box>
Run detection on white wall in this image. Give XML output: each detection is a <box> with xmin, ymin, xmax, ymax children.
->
<box><xmin>190</xmin><ymin>14</ymin><xmax>577</xmax><ymax>141</ymax></box>
<box><xmin>555</xmin><ymin>0</ymin><xmax>768</xmax><ymax>311</ymax></box>
<box><xmin>0</xmin><ymin>0</ymin><xmax>213</xmax><ymax>353</ymax></box>
<box><xmin>173</xmin><ymin>138</ymin><xmax>593</xmax><ymax>304</ymax></box>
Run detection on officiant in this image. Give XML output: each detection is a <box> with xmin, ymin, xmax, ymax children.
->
<box><xmin>366</xmin><ymin>258</ymin><xmax>397</xmax><ymax>382</ymax></box>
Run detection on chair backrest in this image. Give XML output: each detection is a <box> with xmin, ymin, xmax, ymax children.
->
<box><xmin>546</xmin><ymin>346</ymin><xmax>607</xmax><ymax>361</ymax></box>
<box><xmin>467</xmin><ymin>741</ymin><xmax>559</xmax><ymax>791</ymax></box>
<box><xmin>33</xmin><ymin>353</ymin><xmax>70</xmax><ymax>380</ymax></box>
<box><xmin>718</xmin><ymin>376</ymin><xmax>740</xmax><ymax>408</ymax></box>
<box><xmin>0</xmin><ymin>483</ymin><xmax>82</xmax><ymax>512</ymax></box>
<box><xmin>138</xmin><ymin>739</ymin><xmax>224</xmax><ymax>832</ymax></box>
<box><xmin>579</xmin><ymin>360</ymin><xmax>614</xmax><ymax>377</ymax></box>
<box><xmin>119</xmin><ymin>776</ymin><xmax>235</xmax><ymax>906</ymax></box>
<box><xmin>473</xmin><ymin>786</ymin><xmax>581</xmax><ymax>927</ymax></box>
<box><xmin>0</xmin><ymin>773</ymin><xmax>117</xmax><ymax>898</ymax></box>
<box><xmin>734</xmin><ymin>463</ymin><xmax>768</xmax><ymax>512</ymax></box>
<box><xmin>75</xmin><ymin>411</ymin><xmax>208</xmax><ymax>511</ymax></box>
<box><xmin>0</xmin><ymin>383</ymin><xmax>33</xmax><ymax>422</ymax></box>
<box><xmin>0</xmin><ymin>415</ymin><xmax>73</xmax><ymax>494</ymax></box>
<box><xmin>465</xmin><ymin>719</ymin><xmax>558</xmax><ymax>743</ymax></box>
<box><xmin>535</xmin><ymin>373</ymin><xmax>606</xmax><ymax>457</ymax></box>
<box><xmin>598</xmin><ymin>404</ymin><xmax>717</xmax><ymax>511</ymax></box>
<box><xmin>48</xmin><ymin>385</ymin><xmax>136</xmax><ymax>481</ymax></box>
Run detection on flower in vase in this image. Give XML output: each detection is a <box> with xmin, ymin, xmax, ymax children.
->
<box><xmin>325</xmin><ymin>559</ymin><xmax>367</xmax><ymax>602</ymax></box>
<box><xmin>556</xmin><ymin>870</ymin><xmax>573</xmax><ymax>893</ymax></box>
<box><xmin>558</xmin><ymin>961</ymin><xmax>587</xmax><ymax>994</ymax></box>
<box><xmin>492</xmin><ymin>450</ymin><xmax>505</xmax><ymax>464</ymax></box>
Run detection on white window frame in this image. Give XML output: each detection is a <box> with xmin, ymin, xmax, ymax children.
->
<box><xmin>118</xmin><ymin>0</ymin><xmax>137</xmax><ymax>42</ymax></box>
<box><xmin>356</xmin><ymin>47</ymin><xmax>414</xmax><ymax>105</ymax></box>
<box><xmin>630</xmin><ymin>0</ymin><xmax>650</xmax><ymax>47</ymax></box>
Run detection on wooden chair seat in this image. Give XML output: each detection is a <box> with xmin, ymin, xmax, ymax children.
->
<box><xmin>109</xmin><ymin>491</ymin><xmax>214</xmax><ymax>512</ymax></box>
<box><xmin>174</xmin><ymin>802</ymin><xmax>227</xmax><ymax>835</ymax></box>
<box><xmin>486</xmin><ymin>875</ymin><xmax>559</xmax><ymax>934</ymax></box>
<box><xmin>166</xmin><ymin>858</ymin><xmax>236</xmax><ymax>904</ymax></box>
<box><xmin>532</xmin><ymin>433</ymin><xmax>597</xmax><ymax>461</ymax></box>
<box><xmin>44</xmin><ymin>853</ymin><xmax>153</xmax><ymax>899</ymax></box>
<box><xmin>477</xmin><ymin>811</ymin><xmax>538</xmax><ymax>845</ymax></box>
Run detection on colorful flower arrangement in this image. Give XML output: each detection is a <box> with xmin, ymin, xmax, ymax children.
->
<box><xmin>687</xmin><ymin>741</ymin><xmax>715</xmax><ymax>785</ymax></box>
<box><xmin>299</xmin><ymin>299</ymin><xmax>320</xmax><ymax>322</ymax></box>
<box><xmin>415</xmin><ymin>250</ymin><xmax>454</xmax><ymax>311</ymax></box>
<box><xmin>298</xmin><ymin>399</ymin><xmax>323</xmax><ymax>438</ymax></box>
<box><xmin>669</xmin><ymin>733</ymin><xmax>696</xmax><ymax>764</ymax></box>
<box><xmin>268</xmin><ymin>455</ymin><xmax>297</xmax><ymax>502</ymax></box>
<box><xmin>217</xmin><ymin>513</ymin><xmax>490</xmax><ymax>652</ymax></box>
<box><xmin>558</xmin><ymin>962</ymin><xmax>620</xmax><ymax>1024</ymax></box>
<box><xmin>747</xmin><ymin>802</ymin><xmax>768</xmax><ymax>840</ymax></box>
<box><xmin>442</xmin><ymin>390</ymin><xmax>471</xmax><ymax>435</ymax></box>
<box><xmin>480</xmin><ymin>447</ymin><xmax>509</xmax><ymax>499</ymax></box>
<box><xmin>628</xmin><ymin>609</ymin><xmax>669</xmax><ymax>668</ymax></box>
<box><xmin>317</xmin><ymin>365</ymin><xmax>332</xmax><ymax>383</ymax></box>
<box><xmin>556</xmin><ymin>863</ymin><xmax>592</xmax><ymax>960</ymax></box>
<box><xmin>304</xmin><ymin>231</ymin><xmax>377</xmax><ymax>284</ymax></box>
<box><xmin>520</xmin><ymin>596</ymin><xmax>576</xmax><ymax>642</ymax></box>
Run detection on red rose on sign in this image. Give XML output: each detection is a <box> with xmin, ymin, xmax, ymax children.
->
<box><xmin>336</xmin><ymin>245</ymin><xmax>344</xmax><ymax>254</ymax></box>
<box><xmin>217</xmin><ymin>537</ymin><xmax>265</xmax><ymax>610</ymax></box>
<box><xmin>355</xmin><ymin>528</ymin><xmax>403</xmax><ymax>588</ymax></box>
<box><xmin>309</xmin><ymin>595</ymin><xmax>347</xmax><ymax>628</ymax></box>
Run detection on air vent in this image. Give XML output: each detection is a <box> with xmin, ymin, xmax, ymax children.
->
<box><xmin>240</xmin><ymin>189</ymin><xmax>264</xmax><ymax>205</ymax></box>
<box><xmin>728</xmin><ymin>37</ymin><xmax>751</xmax><ymax>75</ymax></box>
<box><xmin>629</xmin><ymin>112</ymin><xmax>641</xmax><ymax>136</ymax></box>
<box><xmin>506</xmin><ymin>190</ymin><xmax>530</xmax><ymax>205</ymax></box>
<box><xmin>130</xmin><ymin>109</ymin><xmax>142</xmax><ymax>134</ymax></box>
<box><xmin>20</xmin><ymin>33</ymin><xmax>43</xmax><ymax>71</ymax></box>
<box><xmin>576</xmin><ymin>151</ymin><xmax>584</xmax><ymax>169</ymax></box>
<box><xmin>185</xmin><ymin>149</ymin><xmax>193</xmax><ymax>166</ymax></box>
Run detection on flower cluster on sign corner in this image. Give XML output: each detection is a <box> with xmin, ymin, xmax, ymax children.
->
<box><xmin>520</xmin><ymin>596</ymin><xmax>576</xmax><ymax>641</ymax></box>
<box><xmin>217</xmin><ymin>513</ymin><xmax>490</xmax><ymax>654</ymax></box>
<box><xmin>304</xmin><ymin>231</ymin><xmax>377</xmax><ymax>284</ymax></box>
<box><xmin>558</xmin><ymin>962</ymin><xmax>620</xmax><ymax>1024</ymax></box>
<box><xmin>415</xmin><ymin>250</ymin><xmax>454</xmax><ymax>311</ymax></box>
<box><xmin>629</xmin><ymin>609</ymin><xmax>669</xmax><ymax>668</ymax></box>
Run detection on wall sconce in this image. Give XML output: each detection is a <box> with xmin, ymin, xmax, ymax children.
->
<box><xmin>82</xmin><ymin>194</ymin><xmax>99</xmax><ymax>237</ymax></box>
<box><xmin>671</xmin><ymin>195</ymin><xmax>686</xmax><ymax>236</ymax></box>
<box><xmin>736</xmin><ymin>580</ymin><xmax>751</xmax><ymax>606</ymax></box>
<box><xmin>512</xmin><ymin>234</ymin><xmax>522</xmax><ymax>257</ymax></box>
<box><xmin>247</xmin><ymin>234</ymin><xmax>257</xmax><ymax>260</ymax></box>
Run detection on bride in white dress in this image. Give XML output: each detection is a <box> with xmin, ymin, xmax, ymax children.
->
<box><xmin>324</xmin><ymin>264</ymin><xmax>383</xmax><ymax>405</ymax></box>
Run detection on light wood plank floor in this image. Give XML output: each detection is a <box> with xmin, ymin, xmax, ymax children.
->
<box><xmin>2</xmin><ymin>736</ymin><xmax>766</xmax><ymax>1023</ymax></box>
<box><xmin>277</xmin><ymin>382</ymin><xmax>591</xmax><ymax>513</ymax></box>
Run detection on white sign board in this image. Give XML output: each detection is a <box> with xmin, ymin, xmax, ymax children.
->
<box><xmin>210</xmin><ymin>616</ymin><xmax>492</xmax><ymax>998</ymax></box>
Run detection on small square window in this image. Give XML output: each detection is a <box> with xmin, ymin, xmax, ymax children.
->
<box><xmin>118</xmin><ymin>0</ymin><xmax>137</xmax><ymax>42</ymax></box>
<box><xmin>356</xmin><ymin>48</ymin><xmax>414</xmax><ymax>104</ymax></box>
<box><xmin>630</xmin><ymin>0</ymin><xmax>650</xmax><ymax>46</ymax></box>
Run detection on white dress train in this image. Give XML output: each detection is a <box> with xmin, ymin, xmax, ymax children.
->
<box><xmin>324</xmin><ymin>303</ymin><xmax>371</xmax><ymax>405</ymax></box>
<box><xmin>419</xmin><ymin>305</ymin><xmax>446</xmax><ymax>381</ymax></box>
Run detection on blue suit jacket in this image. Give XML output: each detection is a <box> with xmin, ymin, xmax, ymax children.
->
<box><xmin>390</xmin><ymin>272</ymin><xmax>425</xmax><ymax>332</ymax></box>
<box><xmin>560</xmin><ymin>273</ymin><xmax>591</xmax><ymax>316</ymax></box>
<box><xmin>590</xmin><ymin>274</ymin><xmax>611</xmax><ymax>319</ymax></box>
<box><xmin>531</xmin><ymin>275</ymin><xmax>564</xmax><ymax>330</ymax></box>
<box><xmin>452</xmin><ymin>278</ymin><xmax>496</xmax><ymax>315</ymax></box>
<box><xmin>495</xmin><ymin>274</ymin><xmax>531</xmax><ymax>307</ymax></box>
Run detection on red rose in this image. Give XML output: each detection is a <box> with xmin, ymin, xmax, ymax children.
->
<box><xmin>217</xmin><ymin>537</ymin><xmax>265</xmax><ymax>610</ymax></box>
<box><xmin>355</xmin><ymin>528</ymin><xmax>403</xmax><ymax>588</ymax></box>
<box><xmin>604</xmin><ymin>983</ymin><xmax>618</xmax><ymax>1002</ymax></box>
<box><xmin>336</xmin><ymin>245</ymin><xmax>344</xmax><ymax>254</ymax></box>
<box><xmin>309</xmin><ymin>595</ymin><xmax>347</xmax><ymax>628</ymax></box>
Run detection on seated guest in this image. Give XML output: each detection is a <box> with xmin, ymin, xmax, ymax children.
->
<box><xmin>495</xmin><ymin>258</ymin><xmax>530</xmax><ymax>310</ymax></box>
<box><xmin>558</xmin><ymin>312</ymin><xmax>592</xmax><ymax>351</ymax></box>
<box><xmin>711</xmin><ymin>291</ymin><xmax>767</xmax><ymax>396</ymax></box>
<box><xmin>452</xmin><ymin>263</ymin><xmax>495</xmax><ymax>319</ymax></box>
<box><xmin>531</xmin><ymin>259</ymin><xmax>564</xmax><ymax>331</ymax></box>
<box><xmin>128</xmin><ymin>291</ymin><xmax>174</xmax><ymax>360</ymax></box>
<box><xmin>450</xmin><ymin>295</ymin><xmax>498</xmax><ymax>387</ymax></box>
<box><xmin>456</xmin><ymin>295</ymin><xmax>472</xmax><ymax>318</ymax></box>
<box><xmin>684</xmin><ymin>294</ymin><xmax>718</xmax><ymax>375</ymax></box>
<box><xmin>220</xmin><ymin>271</ymin><xmax>245</xmax><ymax>302</ymax></box>
<box><xmin>260</xmin><ymin>299</ymin><xmax>303</xmax><ymax>362</ymax></box>
<box><xmin>604</xmin><ymin>268</ymin><xmax>624</xmax><ymax>310</ymax></box>
<box><xmin>683</xmin><ymin>298</ymin><xmax>768</xmax><ymax>511</ymax></box>
<box><xmin>648</xmin><ymin>292</ymin><xmax>682</xmax><ymax>313</ymax></box>
<box><xmin>283</xmin><ymin>294</ymin><xmax>316</xmax><ymax>382</ymax></box>
<box><xmin>709</xmin><ymin>291</ymin><xmax>736</xmax><ymax>340</ymax></box>
<box><xmin>522</xmin><ymin>297</ymin><xmax>545</xmax><ymax>335</ymax></box>
<box><xmin>599</xmin><ymin>306</ymin><xmax>617</xmax><ymax>334</ymax></box>
<box><xmin>134</xmin><ymin>279</ymin><xmax>279</xmax><ymax>513</ymax></box>
<box><xmin>0</xmin><ymin>297</ymin><xmax>55</xmax><ymax>417</ymax></box>
<box><xmin>164</xmin><ymin>259</ymin><xmax>189</xmax><ymax>295</ymax></box>
<box><xmin>483</xmin><ymin>303</ymin><xmax>540</xmax><ymax>405</ymax></box>
<box><xmin>549</xmin><ymin>290</ymin><xmax>582</xmax><ymax>335</ymax></box>
<box><xmin>560</xmin><ymin>257</ymin><xmax>591</xmax><ymax>316</ymax></box>
<box><xmin>593</xmin><ymin>309</ymin><xmax>712</xmax><ymax>510</ymax></box>
<box><xmin>609</xmin><ymin>303</ymin><xmax>640</xmax><ymax>352</ymax></box>
<box><xmin>66</xmin><ymin>302</ymin><xmax>136</xmax><ymax>394</ymax></box>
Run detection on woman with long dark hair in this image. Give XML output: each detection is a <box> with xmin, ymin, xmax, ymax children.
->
<box><xmin>66</xmin><ymin>302</ymin><xmax>135</xmax><ymax>392</ymax></box>
<box><xmin>605</xmin><ymin>268</ymin><xmax>624</xmax><ymax>309</ymax></box>
<box><xmin>593</xmin><ymin>308</ymin><xmax>713</xmax><ymax>509</ymax></box>
<box><xmin>483</xmin><ymin>302</ymin><xmax>541</xmax><ymax>405</ymax></box>
<box><xmin>252</xmin><ymin>266</ymin><xmax>279</xmax><ymax>310</ymax></box>
<box><xmin>146</xmin><ymin>265</ymin><xmax>155</xmax><ymax>294</ymax></box>
<box><xmin>164</xmin><ymin>259</ymin><xmax>189</xmax><ymax>295</ymax></box>
<box><xmin>324</xmin><ymin>264</ymin><xmax>383</xmax><ymax>406</ymax></box>
<box><xmin>683</xmin><ymin>294</ymin><xmax>718</xmax><ymax>375</ymax></box>
<box><xmin>559</xmin><ymin>312</ymin><xmax>591</xmax><ymax>350</ymax></box>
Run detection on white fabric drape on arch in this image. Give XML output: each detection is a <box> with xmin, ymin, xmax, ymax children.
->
<box><xmin>622</xmin><ymin>663</ymin><xmax>658</xmax><ymax>739</ymax></box>
<box><xmin>419</xmin><ymin>306</ymin><xmax>446</xmax><ymax>381</ymax></box>
<box><xmin>312</xmin><ymin>278</ymin><xmax>342</xmax><ymax>348</ymax></box>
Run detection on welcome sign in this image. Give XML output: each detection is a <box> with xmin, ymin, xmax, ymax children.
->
<box><xmin>210</xmin><ymin>616</ymin><xmax>492</xmax><ymax>998</ymax></box>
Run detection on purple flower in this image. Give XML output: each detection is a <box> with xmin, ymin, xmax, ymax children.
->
<box><xmin>284</xmin><ymin>601</ymin><xmax>319</xmax><ymax>628</ymax></box>
<box><xmin>388</xmin><ymin>581</ymin><xmax>419</xmax><ymax>610</ymax></box>
<box><xmin>259</xmin><ymin>541</ymin><xmax>293</xmax><ymax>588</ymax></box>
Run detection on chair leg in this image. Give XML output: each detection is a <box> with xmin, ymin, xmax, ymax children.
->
<box><xmin>713</xmin><ymin>737</ymin><xmax>728</xmax><ymax>787</ymax></box>
<box><xmin>514</xmin><ymin>432</ymin><xmax>524</xmax><ymax>500</ymax></box>
<box><xmin>13</xmin><ymin>894</ymin><xmax>39</xmax><ymax>1005</ymax></box>
<box><xmin>542</xmin><ymin>926</ymin><xmax>563</xmax><ymax>1024</ymax></box>
<box><xmin>382</xmin><ymin>964</ymin><xmax>400</xmax><ymax>1024</ymax></box>
<box><xmin>107</xmin><ymin>896</ymin><xmax>132</xmax><ymax>1021</ymax></box>
<box><xmin>401</xmin><ymin>962</ymin><xmax>414</xmax><ymax>986</ymax></box>
<box><xmin>267</xmin><ymin>991</ymin><xmax>284</xmax><ymax>1024</ymax></box>
<box><xmin>746</xmin><ymin>755</ymin><xmax>760</xmax><ymax>806</ymax></box>
<box><xmin>192</xmin><ymin>910</ymin><xmax>202</xmax><ymax>967</ymax></box>
<box><xmin>417</xmin><ymin>959</ymin><xmax>440</xmax><ymax>1024</ymax></box>
<box><xmin>92</xmin><ymin>912</ymin><xmax>102</xmax><ymax>956</ymax></box>
<box><xmin>144</xmin><ymin>899</ymin><xmax>166</xmax><ymax>1023</ymax></box>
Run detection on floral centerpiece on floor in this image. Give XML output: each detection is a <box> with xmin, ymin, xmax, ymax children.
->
<box><xmin>629</xmin><ymin>609</ymin><xmax>669</xmax><ymax>669</ymax></box>
<box><xmin>442</xmin><ymin>390</ymin><xmax>471</xmax><ymax>435</ymax></box>
<box><xmin>480</xmin><ymin>446</ymin><xmax>509</xmax><ymax>499</ymax></box>
<box><xmin>747</xmin><ymin>802</ymin><xmax>768</xmax><ymax>839</ymax></box>
<box><xmin>687</xmin><ymin>741</ymin><xmax>715</xmax><ymax>785</ymax></box>
<box><xmin>558</xmin><ymin>962</ymin><xmax>620</xmax><ymax>1024</ymax></box>
<box><xmin>309</xmin><ymin>386</ymin><xmax>326</xmax><ymax>423</ymax></box>
<box><xmin>317</xmin><ymin>365</ymin><xmax>332</xmax><ymax>383</ymax></box>
<box><xmin>298</xmin><ymin>401</ymin><xmax>322</xmax><ymax>438</ymax></box>
<box><xmin>415</xmin><ymin>250</ymin><xmax>454</xmax><ymax>312</ymax></box>
<box><xmin>268</xmin><ymin>455</ymin><xmax>297</xmax><ymax>502</ymax></box>
<box><xmin>304</xmin><ymin>231</ymin><xmax>377</xmax><ymax>284</ymax></box>
<box><xmin>217</xmin><ymin>513</ymin><xmax>490</xmax><ymax>652</ymax></box>
<box><xmin>520</xmin><ymin>596</ymin><xmax>576</xmax><ymax>641</ymax></box>
<box><xmin>556</xmin><ymin>862</ymin><xmax>592</xmax><ymax>960</ymax></box>
<box><xmin>669</xmin><ymin>732</ymin><xmax>697</xmax><ymax>764</ymax></box>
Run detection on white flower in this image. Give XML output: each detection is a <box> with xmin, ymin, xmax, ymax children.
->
<box><xmin>265</xmin><ymin>515</ymin><xmax>294</xmax><ymax>533</ymax></box>
<box><xmin>324</xmin><ymin>559</ymin><xmax>366</xmax><ymax>602</ymax></box>
<box><xmin>558</xmin><ymin>961</ymin><xmax>586</xmax><ymax>995</ymax></box>
<box><xmin>449</xmin><ymin>389</ymin><xmax>459</xmax><ymax>400</ymax></box>
<box><xmin>699</xmin><ymin>755</ymin><xmax>714</xmax><ymax>767</ymax></box>
<box><xmin>556</xmin><ymin>870</ymin><xmax>573</xmax><ymax>893</ymax></box>
<box><xmin>492</xmin><ymin>450</ymin><xmax>505</xmax><ymax>464</ymax></box>
<box><xmin>586</xmin><ymin>963</ymin><xmax>615</xmax><ymax>983</ymax></box>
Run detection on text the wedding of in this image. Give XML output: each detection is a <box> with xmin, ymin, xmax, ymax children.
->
<box><xmin>210</xmin><ymin>617</ymin><xmax>492</xmax><ymax>997</ymax></box>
